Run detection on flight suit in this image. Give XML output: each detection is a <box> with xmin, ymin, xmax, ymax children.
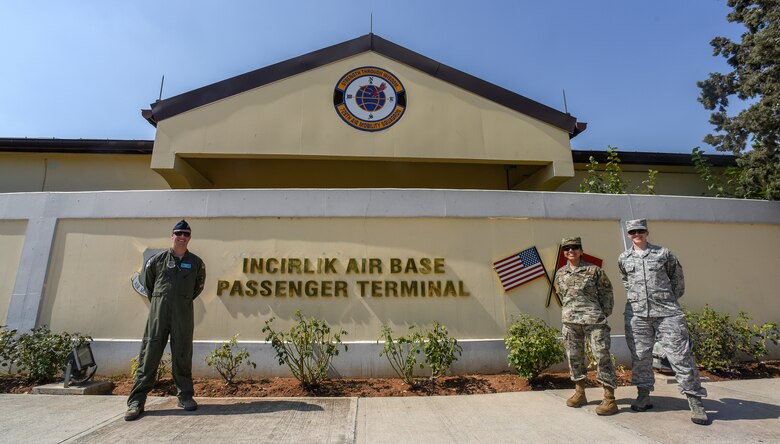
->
<box><xmin>127</xmin><ymin>248</ymin><xmax>206</xmax><ymax>407</ymax></box>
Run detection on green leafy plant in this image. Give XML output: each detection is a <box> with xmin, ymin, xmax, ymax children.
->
<box><xmin>638</xmin><ymin>169</ymin><xmax>658</xmax><ymax>195</ymax></box>
<box><xmin>206</xmin><ymin>334</ymin><xmax>256</xmax><ymax>385</ymax></box>
<box><xmin>262</xmin><ymin>310</ymin><xmax>348</xmax><ymax>389</ymax></box>
<box><xmin>691</xmin><ymin>147</ymin><xmax>743</xmax><ymax>197</ymax></box>
<box><xmin>420</xmin><ymin>322</ymin><xmax>462</xmax><ymax>381</ymax></box>
<box><xmin>14</xmin><ymin>326</ymin><xmax>92</xmax><ymax>383</ymax></box>
<box><xmin>505</xmin><ymin>314</ymin><xmax>565</xmax><ymax>379</ymax></box>
<box><xmin>578</xmin><ymin>146</ymin><xmax>658</xmax><ymax>195</ymax></box>
<box><xmin>0</xmin><ymin>326</ymin><xmax>19</xmax><ymax>374</ymax></box>
<box><xmin>129</xmin><ymin>352</ymin><xmax>172</xmax><ymax>380</ymax></box>
<box><xmin>685</xmin><ymin>305</ymin><xmax>780</xmax><ymax>373</ymax></box>
<box><xmin>378</xmin><ymin>325</ymin><xmax>424</xmax><ymax>385</ymax></box>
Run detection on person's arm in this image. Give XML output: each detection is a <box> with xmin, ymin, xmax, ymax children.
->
<box><xmin>596</xmin><ymin>268</ymin><xmax>614</xmax><ymax>317</ymax></box>
<box><xmin>193</xmin><ymin>260</ymin><xmax>206</xmax><ymax>299</ymax></box>
<box><xmin>666</xmin><ymin>251</ymin><xmax>685</xmax><ymax>299</ymax></box>
<box><xmin>143</xmin><ymin>256</ymin><xmax>157</xmax><ymax>299</ymax></box>
<box><xmin>617</xmin><ymin>256</ymin><xmax>630</xmax><ymax>292</ymax></box>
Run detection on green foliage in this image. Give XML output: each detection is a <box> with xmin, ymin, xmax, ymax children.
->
<box><xmin>420</xmin><ymin>322</ymin><xmax>462</xmax><ymax>380</ymax></box>
<box><xmin>14</xmin><ymin>326</ymin><xmax>92</xmax><ymax>383</ymax></box>
<box><xmin>262</xmin><ymin>311</ymin><xmax>348</xmax><ymax>388</ymax></box>
<box><xmin>578</xmin><ymin>146</ymin><xmax>657</xmax><ymax>195</ymax></box>
<box><xmin>0</xmin><ymin>326</ymin><xmax>18</xmax><ymax>374</ymax></box>
<box><xmin>129</xmin><ymin>352</ymin><xmax>172</xmax><ymax>380</ymax></box>
<box><xmin>691</xmin><ymin>147</ymin><xmax>743</xmax><ymax>197</ymax></box>
<box><xmin>685</xmin><ymin>305</ymin><xmax>780</xmax><ymax>372</ymax></box>
<box><xmin>697</xmin><ymin>1</ymin><xmax>780</xmax><ymax>200</ymax></box>
<box><xmin>378</xmin><ymin>325</ymin><xmax>423</xmax><ymax>385</ymax></box>
<box><xmin>206</xmin><ymin>334</ymin><xmax>256</xmax><ymax>385</ymax></box>
<box><xmin>505</xmin><ymin>314</ymin><xmax>565</xmax><ymax>378</ymax></box>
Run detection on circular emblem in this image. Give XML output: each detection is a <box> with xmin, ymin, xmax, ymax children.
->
<box><xmin>333</xmin><ymin>66</ymin><xmax>406</xmax><ymax>132</ymax></box>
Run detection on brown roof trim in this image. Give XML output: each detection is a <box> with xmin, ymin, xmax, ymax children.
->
<box><xmin>144</xmin><ymin>34</ymin><xmax>584</xmax><ymax>136</ymax></box>
<box><xmin>0</xmin><ymin>139</ymin><xmax>734</xmax><ymax>169</ymax></box>
<box><xmin>0</xmin><ymin>138</ymin><xmax>153</xmax><ymax>154</ymax></box>
<box><xmin>572</xmin><ymin>149</ymin><xmax>736</xmax><ymax>167</ymax></box>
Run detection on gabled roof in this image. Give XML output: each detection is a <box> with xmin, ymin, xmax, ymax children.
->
<box><xmin>142</xmin><ymin>34</ymin><xmax>586</xmax><ymax>138</ymax></box>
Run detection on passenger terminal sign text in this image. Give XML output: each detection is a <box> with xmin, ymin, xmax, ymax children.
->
<box><xmin>217</xmin><ymin>257</ymin><xmax>470</xmax><ymax>298</ymax></box>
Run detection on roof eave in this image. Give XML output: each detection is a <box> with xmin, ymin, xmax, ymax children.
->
<box><xmin>143</xmin><ymin>33</ymin><xmax>584</xmax><ymax>136</ymax></box>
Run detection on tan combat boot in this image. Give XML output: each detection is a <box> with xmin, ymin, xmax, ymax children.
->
<box><xmin>687</xmin><ymin>395</ymin><xmax>709</xmax><ymax>425</ymax></box>
<box><xmin>566</xmin><ymin>379</ymin><xmax>588</xmax><ymax>407</ymax></box>
<box><xmin>595</xmin><ymin>386</ymin><xmax>618</xmax><ymax>415</ymax></box>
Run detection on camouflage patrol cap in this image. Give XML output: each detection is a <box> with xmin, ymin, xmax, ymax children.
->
<box><xmin>625</xmin><ymin>219</ymin><xmax>648</xmax><ymax>231</ymax></box>
<box><xmin>561</xmin><ymin>237</ymin><xmax>582</xmax><ymax>247</ymax></box>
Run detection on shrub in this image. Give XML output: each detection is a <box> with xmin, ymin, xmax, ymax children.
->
<box><xmin>14</xmin><ymin>326</ymin><xmax>92</xmax><ymax>383</ymax></box>
<box><xmin>505</xmin><ymin>314</ymin><xmax>565</xmax><ymax>379</ymax></box>
<box><xmin>685</xmin><ymin>305</ymin><xmax>780</xmax><ymax>372</ymax></box>
<box><xmin>129</xmin><ymin>352</ymin><xmax>172</xmax><ymax>380</ymax></box>
<box><xmin>421</xmin><ymin>322</ymin><xmax>462</xmax><ymax>380</ymax></box>
<box><xmin>0</xmin><ymin>326</ymin><xmax>18</xmax><ymax>374</ymax></box>
<box><xmin>206</xmin><ymin>334</ymin><xmax>256</xmax><ymax>385</ymax></box>
<box><xmin>378</xmin><ymin>325</ymin><xmax>423</xmax><ymax>385</ymax></box>
<box><xmin>262</xmin><ymin>310</ymin><xmax>348</xmax><ymax>388</ymax></box>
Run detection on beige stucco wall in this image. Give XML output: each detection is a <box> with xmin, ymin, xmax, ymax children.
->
<box><xmin>38</xmin><ymin>217</ymin><xmax>779</xmax><ymax>341</ymax></box>
<box><xmin>556</xmin><ymin>164</ymin><xmax>723</xmax><ymax>197</ymax></box>
<box><xmin>0</xmin><ymin>220</ymin><xmax>27</xmax><ymax>324</ymax></box>
<box><xmin>152</xmin><ymin>52</ymin><xmax>574</xmax><ymax>178</ymax></box>
<box><xmin>0</xmin><ymin>153</ymin><xmax>169</xmax><ymax>193</ymax></box>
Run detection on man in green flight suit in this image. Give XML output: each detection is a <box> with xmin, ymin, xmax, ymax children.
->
<box><xmin>125</xmin><ymin>220</ymin><xmax>206</xmax><ymax>421</ymax></box>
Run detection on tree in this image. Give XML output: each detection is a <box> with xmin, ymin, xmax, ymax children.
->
<box><xmin>697</xmin><ymin>0</ymin><xmax>780</xmax><ymax>200</ymax></box>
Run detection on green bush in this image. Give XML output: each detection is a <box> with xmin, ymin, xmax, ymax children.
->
<box><xmin>378</xmin><ymin>325</ymin><xmax>423</xmax><ymax>385</ymax></box>
<box><xmin>129</xmin><ymin>352</ymin><xmax>172</xmax><ymax>380</ymax></box>
<box><xmin>505</xmin><ymin>314</ymin><xmax>565</xmax><ymax>379</ymax></box>
<box><xmin>421</xmin><ymin>322</ymin><xmax>462</xmax><ymax>380</ymax></box>
<box><xmin>685</xmin><ymin>305</ymin><xmax>780</xmax><ymax>372</ymax></box>
<box><xmin>14</xmin><ymin>326</ymin><xmax>92</xmax><ymax>383</ymax></box>
<box><xmin>206</xmin><ymin>334</ymin><xmax>256</xmax><ymax>385</ymax></box>
<box><xmin>262</xmin><ymin>310</ymin><xmax>348</xmax><ymax>388</ymax></box>
<box><xmin>0</xmin><ymin>326</ymin><xmax>18</xmax><ymax>374</ymax></box>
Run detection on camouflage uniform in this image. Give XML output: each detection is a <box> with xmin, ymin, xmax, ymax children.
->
<box><xmin>555</xmin><ymin>259</ymin><xmax>617</xmax><ymax>388</ymax></box>
<box><xmin>619</xmin><ymin>241</ymin><xmax>706</xmax><ymax>397</ymax></box>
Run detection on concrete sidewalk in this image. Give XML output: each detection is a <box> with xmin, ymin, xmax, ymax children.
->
<box><xmin>0</xmin><ymin>378</ymin><xmax>778</xmax><ymax>444</ymax></box>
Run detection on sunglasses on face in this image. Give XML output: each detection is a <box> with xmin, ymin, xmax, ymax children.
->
<box><xmin>173</xmin><ymin>231</ymin><xmax>191</xmax><ymax>237</ymax></box>
<box><xmin>561</xmin><ymin>245</ymin><xmax>581</xmax><ymax>251</ymax></box>
<box><xmin>628</xmin><ymin>229</ymin><xmax>647</xmax><ymax>235</ymax></box>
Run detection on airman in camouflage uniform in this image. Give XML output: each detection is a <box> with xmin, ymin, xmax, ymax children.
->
<box><xmin>554</xmin><ymin>237</ymin><xmax>617</xmax><ymax>415</ymax></box>
<box><xmin>125</xmin><ymin>220</ymin><xmax>206</xmax><ymax>421</ymax></box>
<box><xmin>618</xmin><ymin>219</ymin><xmax>708</xmax><ymax>425</ymax></box>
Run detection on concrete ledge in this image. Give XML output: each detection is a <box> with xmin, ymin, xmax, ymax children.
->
<box><xmin>32</xmin><ymin>380</ymin><xmax>113</xmax><ymax>395</ymax></box>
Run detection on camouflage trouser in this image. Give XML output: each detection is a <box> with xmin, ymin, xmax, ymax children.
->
<box><xmin>624</xmin><ymin>313</ymin><xmax>707</xmax><ymax>397</ymax></box>
<box><xmin>562</xmin><ymin>323</ymin><xmax>617</xmax><ymax>388</ymax></box>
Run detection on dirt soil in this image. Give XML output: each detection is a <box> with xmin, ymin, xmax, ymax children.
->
<box><xmin>3</xmin><ymin>361</ymin><xmax>778</xmax><ymax>397</ymax></box>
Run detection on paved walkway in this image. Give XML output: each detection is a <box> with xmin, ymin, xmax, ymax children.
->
<box><xmin>1</xmin><ymin>378</ymin><xmax>778</xmax><ymax>443</ymax></box>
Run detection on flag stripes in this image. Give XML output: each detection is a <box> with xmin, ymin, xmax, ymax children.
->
<box><xmin>493</xmin><ymin>247</ymin><xmax>546</xmax><ymax>291</ymax></box>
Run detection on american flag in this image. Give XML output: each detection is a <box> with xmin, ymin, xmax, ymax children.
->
<box><xmin>493</xmin><ymin>246</ymin><xmax>547</xmax><ymax>292</ymax></box>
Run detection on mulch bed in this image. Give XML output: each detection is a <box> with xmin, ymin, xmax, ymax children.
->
<box><xmin>2</xmin><ymin>360</ymin><xmax>777</xmax><ymax>397</ymax></box>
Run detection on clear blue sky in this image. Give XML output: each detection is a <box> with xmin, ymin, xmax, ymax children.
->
<box><xmin>0</xmin><ymin>0</ymin><xmax>744</xmax><ymax>153</ymax></box>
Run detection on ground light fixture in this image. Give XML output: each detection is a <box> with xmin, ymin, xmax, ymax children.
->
<box><xmin>63</xmin><ymin>342</ymin><xmax>97</xmax><ymax>387</ymax></box>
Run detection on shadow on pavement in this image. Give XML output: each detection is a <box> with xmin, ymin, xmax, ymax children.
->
<box><xmin>612</xmin><ymin>395</ymin><xmax>780</xmax><ymax>422</ymax></box>
<box><xmin>707</xmin><ymin>397</ymin><xmax>780</xmax><ymax>422</ymax></box>
<box><xmin>144</xmin><ymin>400</ymin><xmax>325</xmax><ymax>417</ymax></box>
